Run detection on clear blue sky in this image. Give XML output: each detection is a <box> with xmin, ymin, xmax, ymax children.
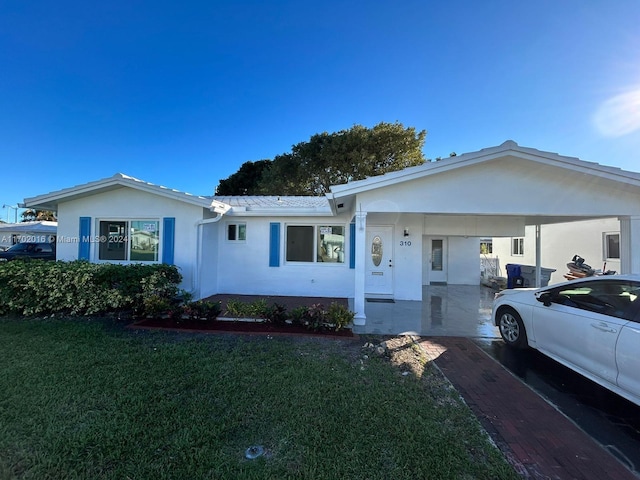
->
<box><xmin>1</xmin><ymin>0</ymin><xmax>639</xmax><ymax>220</ymax></box>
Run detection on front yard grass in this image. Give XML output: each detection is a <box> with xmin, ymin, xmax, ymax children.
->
<box><xmin>0</xmin><ymin>318</ymin><xmax>518</xmax><ymax>480</ymax></box>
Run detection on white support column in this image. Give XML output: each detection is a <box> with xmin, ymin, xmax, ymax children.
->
<box><xmin>619</xmin><ymin>216</ymin><xmax>640</xmax><ymax>274</ymax></box>
<box><xmin>353</xmin><ymin>211</ymin><xmax>368</xmax><ymax>325</ymax></box>
<box><xmin>535</xmin><ymin>224</ymin><xmax>541</xmax><ymax>288</ymax></box>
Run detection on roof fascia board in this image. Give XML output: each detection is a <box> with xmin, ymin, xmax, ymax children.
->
<box><xmin>331</xmin><ymin>144</ymin><xmax>640</xmax><ymax>198</ymax></box>
<box><xmin>226</xmin><ymin>208</ymin><xmax>335</xmax><ymax>217</ymax></box>
<box><xmin>24</xmin><ymin>176</ymin><xmax>213</xmax><ymax>209</ymax></box>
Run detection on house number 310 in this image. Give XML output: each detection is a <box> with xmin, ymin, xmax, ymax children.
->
<box><xmin>399</xmin><ymin>240</ymin><xmax>412</xmax><ymax>246</ymax></box>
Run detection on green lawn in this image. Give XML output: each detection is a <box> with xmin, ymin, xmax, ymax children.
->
<box><xmin>0</xmin><ymin>318</ymin><xmax>518</xmax><ymax>480</ymax></box>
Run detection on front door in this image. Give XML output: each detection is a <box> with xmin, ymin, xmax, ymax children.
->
<box><xmin>427</xmin><ymin>237</ymin><xmax>447</xmax><ymax>284</ymax></box>
<box><xmin>365</xmin><ymin>226</ymin><xmax>393</xmax><ymax>295</ymax></box>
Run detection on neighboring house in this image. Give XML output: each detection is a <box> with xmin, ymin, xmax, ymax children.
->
<box><xmin>491</xmin><ymin>218</ymin><xmax>622</xmax><ymax>285</ymax></box>
<box><xmin>0</xmin><ymin>221</ymin><xmax>57</xmax><ymax>250</ymax></box>
<box><xmin>22</xmin><ymin>141</ymin><xmax>640</xmax><ymax>326</ymax></box>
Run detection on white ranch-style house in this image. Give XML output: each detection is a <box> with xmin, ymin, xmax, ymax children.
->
<box><xmin>23</xmin><ymin>141</ymin><xmax>640</xmax><ymax>325</ymax></box>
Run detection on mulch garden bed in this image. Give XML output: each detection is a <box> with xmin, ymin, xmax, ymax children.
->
<box><xmin>129</xmin><ymin>295</ymin><xmax>355</xmax><ymax>338</ymax></box>
<box><xmin>130</xmin><ymin>318</ymin><xmax>356</xmax><ymax>338</ymax></box>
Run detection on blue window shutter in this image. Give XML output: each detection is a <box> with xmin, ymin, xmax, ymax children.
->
<box><xmin>78</xmin><ymin>217</ymin><xmax>91</xmax><ymax>260</ymax></box>
<box><xmin>349</xmin><ymin>223</ymin><xmax>356</xmax><ymax>269</ymax></box>
<box><xmin>162</xmin><ymin>217</ymin><xmax>175</xmax><ymax>265</ymax></box>
<box><xmin>269</xmin><ymin>222</ymin><xmax>280</xmax><ymax>267</ymax></box>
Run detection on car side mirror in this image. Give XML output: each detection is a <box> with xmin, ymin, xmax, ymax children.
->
<box><xmin>537</xmin><ymin>292</ymin><xmax>553</xmax><ymax>307</ymax></box>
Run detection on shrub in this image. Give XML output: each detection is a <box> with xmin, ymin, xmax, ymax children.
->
<box><xmin>261</xmin><ymin>303</ymin><xmax>288</xmax><ymax>325</ymax></box>
<box><xmin>225</xmin><ymin>298</ymin><xmax>270</xmax><ymax>319</ymax></box>
<box><xmin>143</xmin><ymin>295</ymin><xmax>173</xmax><ymax>319</ymax></box>
<box><xmin>225</xmin><ymin>298</ymin><xmax>247</xmax><ymax>318</ymax></box>
<box><xmin>289</xmin><ymin>306</ymin><xmax>309</xmax><ymax>326</ymax></box>
<box><xmin>183</xmin><ymin>301</ymin><xmax>222</xmax><ymax>321</ymax></box>
<box><xmin>247</xmin><ymin>298</ymin><xmax>269</xmax><ymax>318</ymax></box>
<box><xmin>286</xmin><ymin>302</ymin><xmax>353</xmax><ymax>331</ymax></box>
<box><xmin>0</xmin><ymin>260</ymin><xmax>182</xmax><ymax>317</ymax></box>
<box><xmin>304</xmin><ymin>303</ymin><xmax>326</xmax><ymax>331</ymax></box>
<box><xmin>326</xmin><ymin>302</ymin><xmax>355</xmax><ymax>331</ymax></box>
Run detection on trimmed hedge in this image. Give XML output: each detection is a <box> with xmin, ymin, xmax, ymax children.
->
<box><xmin>0</xmin><ymin>260</ymin><xmax>182</xmax><ymax>317</ymax></box>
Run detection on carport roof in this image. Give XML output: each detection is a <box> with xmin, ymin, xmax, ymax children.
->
<box><xmin>329</xmin><ymin>140</ymin><xmax>640</xmax><ymax>198</ymax></box>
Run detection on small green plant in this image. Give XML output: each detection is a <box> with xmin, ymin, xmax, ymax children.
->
<box><xmin>225</xmin><ymin>298</ymin><xmax>247</xmax><ymax>318</ymax></box>
<box><xmin>303</xmin><ymin>303</ymin><xmax>326</xmax><ymax>331</ymax></box>
<box><xmin>326</xmin><ymin>302</ymin><xmax>355</xmax><ymax>331</ymax></box>
<box><xmin>225</xmin><ymin>298</ymin><xmax>270</xmax><ymax>319</ymax></box>
<box><xmin>184</xmin><ymin>301</ymin><xmax>221</xmax><ymax>321</ymax></box>
<box><xmin>261</xmin><ymin>302</ymin><xmax>288</xmax><ymax>324</ymax></box>
<box><xmin>289</xmin><ymin>305</ymin><xmax>309</xmax><ymax>326</ymax></box>
<box><xmin>143</xmin><ymin>295</ymin><xmax>173</xmax><ymax>319</ymax></box>
<box><xmin>248</xmin><ymin>298</ymin><xmax>269</xmax><ymax>318</ymax></box>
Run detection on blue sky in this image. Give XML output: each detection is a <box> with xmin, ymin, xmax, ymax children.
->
<box><xmin>1</xmin><ymin>1</ymin><xmax>639</xmax><ymax>220</ymax></box>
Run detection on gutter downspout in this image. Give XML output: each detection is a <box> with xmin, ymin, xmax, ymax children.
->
<box><xmin>194</xmin><ymin>203</ymin><xmax>231</xmax><ymax>299</ymax></box>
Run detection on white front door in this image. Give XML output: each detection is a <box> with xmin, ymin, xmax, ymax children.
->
<box><xmin>427</xmin><ymin>237</ymin><xmax>448</xmax><ymax>284</ymax></box>
<box><xmin>365</xmin><ymin>226</ymin><xmax>393</xmax><ymax>295</ymax></box>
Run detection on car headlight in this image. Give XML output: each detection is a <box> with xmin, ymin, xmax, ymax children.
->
<box><xmin>494</xmin><ymin>291</ymin><xmax>505</xmax><ymax>300</ymax></box>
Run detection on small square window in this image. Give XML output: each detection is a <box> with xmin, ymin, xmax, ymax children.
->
<box><xmin>227</xmin><ymin>223</ymin><xmax>246</xmax><ymax>241</ymax></box>
<box><xmin>604</xmin><ymin>232</ymin><xmax>620</xmax><ymax>260</ymax></box>
<box><xmin>480</xmin><ymin>239</ymin><xmax>493</xmax><ymax>254</ymax></box>
<box><xmin>511</xmin><ymin>237</ymin><xmax>524</xmax><ymax>256</ymax></box>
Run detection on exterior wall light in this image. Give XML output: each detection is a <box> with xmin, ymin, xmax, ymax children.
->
<box><xmin>403</xmin><ymin>228</ymin><xmax>410</xmax><ymax>237</ymax></box>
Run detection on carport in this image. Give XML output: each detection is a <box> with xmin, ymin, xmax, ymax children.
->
<box><xmin>352</xmin><ymin>284</ymin><xmax>498</xmax><ymax>337</ymax></box>
<box><xmin>329</xmin><ymin>141</ymin><xmax>640</xmax><ymax>325</ymax></box>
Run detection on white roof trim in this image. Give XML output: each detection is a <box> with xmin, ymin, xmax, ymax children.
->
<box><xmin>23</xmin><ymin>173</ymin><xmax>216</xmax><ymax>210</ymax></box>
<box><xmin>212</xmin><ymin>195</ymin><xmax>333</xmax><ymax>216</ymax></box>
<box><xmin>330</xmin><ymin>140</ymin><xmax>640</xmax><ymax>198</ymax></box>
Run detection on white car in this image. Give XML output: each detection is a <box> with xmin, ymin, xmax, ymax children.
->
<box><xmin>493</xmin><ymin>274</ymin><xmax>640</xmax><ymax>407</ymax></box>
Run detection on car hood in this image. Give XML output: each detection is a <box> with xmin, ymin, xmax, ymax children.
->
<box><xmin>498</xmin><ymin>287</ymin><xmax>538</xmax><ymax>296</ymax></box>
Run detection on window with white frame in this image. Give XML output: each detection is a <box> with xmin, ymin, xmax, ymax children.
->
<box><xmin>604</xmin><ymin>232</ymin><xmax>620</xmax><ymax>260</ymax></box>
<box><xmin>480</xmin><ymin>239</ymin><xmax>493</xmax><ymax>254</ymax></box>
<box><xmin>286</xmin><ymin>225</ymin><xmax>345</xmax><ymax>263</ymax></box>
<box><xmin>227</xmin><ymin>223</ymin><xmax>246</xmax><ymax>241</ymax></box>
<box><xmin>511</xmin><ymin>237</ymin><xmax>524</xmax><ymax>256</ymax></box>
<box><xmin>98</xmin><ymin>220</ymin><xmax>159</xmax><ymax>262</ymax></box>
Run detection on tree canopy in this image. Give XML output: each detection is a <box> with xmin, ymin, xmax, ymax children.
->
<box><xmin>215</xmin><ymin>122</ymin><xmax>427</xmax><ymax>196</ymax></box>
<box><xmin>215</xmin><ymin>160</ymin><xmax>271</xmax><ymax>196</ymax></box>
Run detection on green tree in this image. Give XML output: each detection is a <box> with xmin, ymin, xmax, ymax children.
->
<box><xmin>215</xmin><ymin>159</ymin><xmax>271</xmax><ymax>195</ymax></box>
<box><xmin>21</xmin><ymin>209</ymin><xmax>57</xmax><ymax>222</ymax></box>
<box><xmin>215</xmin><ymin>122</ymin><xmax>427</xmax><ymax>196</ymax></box>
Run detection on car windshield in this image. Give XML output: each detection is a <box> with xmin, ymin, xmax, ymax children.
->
<box><xmin>6</xmin><ymin>243</ymin><xmax>33</xmax><ymax>252</ymax></box>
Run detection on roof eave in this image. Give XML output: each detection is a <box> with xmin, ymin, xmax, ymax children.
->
<box><xmin>330</xmin><ymin>141</ymin><xmax>640</xmax><ymax>198</ymax></box>
<box><xmin>24</xmin><ymin>175</ymin><xmax>213</xmax><ymax>210</ymax></box>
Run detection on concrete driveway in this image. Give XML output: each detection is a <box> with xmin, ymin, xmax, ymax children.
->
<box><xmin>353</xmin><ymin>284</ymin><xmax>500</xmax><ymax>338</ymax></box>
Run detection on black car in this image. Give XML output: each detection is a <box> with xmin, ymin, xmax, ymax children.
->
<box><xmin>0</xmin><ymin>242</ymin><xmax>56</xmax><ymax>261</ymax></box>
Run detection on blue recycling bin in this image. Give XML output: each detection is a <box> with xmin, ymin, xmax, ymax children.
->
<box><xmin>506</xmin><ymin>264</ymin><xmax>524</xmax><ymax>289</ymax></box>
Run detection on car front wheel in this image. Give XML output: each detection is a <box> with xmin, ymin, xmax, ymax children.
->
<box><xmin>498</xmin><ymin>308</ymin><xmax>528</xmax><ymax>349</ymax></box>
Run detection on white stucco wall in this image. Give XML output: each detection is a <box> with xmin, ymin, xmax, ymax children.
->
<box><xmin>355</xmin><ymin>157</ymin><xmax>640</xmax><ymax>217</ymax></box>
<box><xmin>447</xmin><ymin>237</ymin><xmax>482</xmax><ymax>285</ymax></box>
<box><xmin>198</xmin><ymin>221</ymin><xmax>220</xmax><ymax>299</ymax></box>
<box><xmin>492</xmin><ymin>218</ymin><xmax>621</xmax><ymax>284</ymax></box>
<box><xmin>55</xmin><ymin>187</ymin><xmax>206</xmax><ymax>292</ymax></box>
<box><xmin>210</xmin><ymin>214</ymin><xmax>355</xmax><ymax>298</ymax></box>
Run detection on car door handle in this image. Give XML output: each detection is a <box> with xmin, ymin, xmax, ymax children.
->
<box><xmin>590</xmin><ymin>322</ymin><xmax>617</xmax><ymax>333</ymax></box>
